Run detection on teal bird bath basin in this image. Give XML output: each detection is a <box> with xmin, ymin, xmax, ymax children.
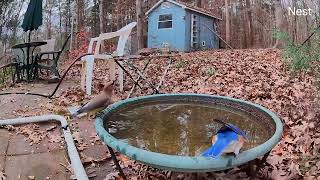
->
<box><xmin>95</xmin><ymin>93</ymin><xmax>283</xmax><ymax>172</ymax></box>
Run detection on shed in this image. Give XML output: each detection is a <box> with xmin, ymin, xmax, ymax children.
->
<box><xmin>146</xmin><ymin>0</ymin><xmax>221</xmax><ymax>52</ymax></box>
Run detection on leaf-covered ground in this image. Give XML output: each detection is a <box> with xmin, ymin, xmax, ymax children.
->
<box><xmin>2</xmin><ymin>49</ymin><xmax>320</xmax><ymax>179</ymax></box>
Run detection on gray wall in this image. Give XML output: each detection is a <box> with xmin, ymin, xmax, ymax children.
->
<box><xmin>185</xmin><ymin>10</ymin><xmax>219</xmax><ymax>51</ymax></box>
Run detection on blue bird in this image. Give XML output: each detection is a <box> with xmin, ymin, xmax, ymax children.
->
<box><xmin>202</xmin><ymin>119</ymin><xmax>249</xmax><ymax>158</ymax></box>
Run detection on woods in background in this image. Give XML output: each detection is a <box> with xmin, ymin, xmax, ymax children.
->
<box><xmin>0</xmin><ymin>0</ymin><xmax>320</xmax><ymax>51</ymax></box>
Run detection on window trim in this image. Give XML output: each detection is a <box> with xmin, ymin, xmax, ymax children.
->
<box><xmin>158</xmin><ymin>14</ymin><xmax>173</xmax><ymax>29</ymax></box>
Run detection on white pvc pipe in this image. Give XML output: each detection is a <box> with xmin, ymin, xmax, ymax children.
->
<box><xmin>0</xmin><ymin>115</ymin><xmax>89</xmax><ymax>180</ymax></box>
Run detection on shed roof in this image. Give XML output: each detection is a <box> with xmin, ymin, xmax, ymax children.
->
<box><xmin>145</xmin><ymin>0</ymin><xmax>222</xmax><ymax>20</ymax></box>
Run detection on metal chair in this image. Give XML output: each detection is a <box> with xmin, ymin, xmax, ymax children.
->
<box><xmin>0</xmin><ymin>53</ymin><xmax>20</xmax><ymax>83</ymax></box>
<box><xmin>11</xmin><ymin>49</ymin><xmax>25</xmax><ymax>81</ymax></box>
<box><xmin>35</xmin><ymin>35</ymin><xmax>71</xmax><ymax>78</ymax></box>
<box><xmin>39</xmin><ymin>38</ymin><xmax>56</xmax><ymax>60</ymax></box>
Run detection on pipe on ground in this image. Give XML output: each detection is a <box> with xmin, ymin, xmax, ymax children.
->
<box><xmin>0</xmin><ymin>114</ymin><xmax>89</xmax><ymax>180</ymax></box>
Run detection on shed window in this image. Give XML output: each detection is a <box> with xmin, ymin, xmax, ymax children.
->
<box><xmin>158</xmin><ymin>14</ymin><xmax>172</xmax><ymax>29</ymax></box>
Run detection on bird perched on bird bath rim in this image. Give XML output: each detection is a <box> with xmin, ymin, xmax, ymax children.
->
<box><xmin>68</xmin><ymin>80</ymin><xmax>115</xmax><ymax>117</ymax></box>
<box><xmin>202</xmin><ymin>119</ymin><xmax>249</xmax><ymax>158</ymax></box>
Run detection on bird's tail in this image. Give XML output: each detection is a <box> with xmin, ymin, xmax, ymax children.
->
<box><xmin>202</xmin><ymin>140</ymin><xmax>230</xmax><ymax>158</ymax></box>
<box><xmin>67</xmin><ymin>106</ymin><xmax>82</xmax><ymax>117</ymax></box>
<box><xmin>202</xmin><ymin>145</ymin><xmax>222</xmax><ymax>158</ymax></box>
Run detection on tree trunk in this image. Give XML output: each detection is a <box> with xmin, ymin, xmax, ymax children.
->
<box><xmin>136</xmin><ymin>0</ymin><xmax>143</xmax><ymax>50</ymax></box>
<box><xmin>99</xmin><ymin>0</ymin><xmax>106</xmax><ymax>33</ymax></box>
<box><xmin>92</xmin><ymin>0</ymin><xmax>99</xmax><ymax>37</ymax></box>
<box><xmin>196</xmin><ymin>0</ymin><xmax>202</xmax><ymax>8</ymax></box>
<box><xmin>47</xmin><ymin>7</ymin><xmax>52</xmax><ymax>39</ymax></box>
<box><xmin>76</xmin><ymin>0</ymin><xmax>85</xmax><ymax>31</ymax></box>
<box><xmin>305</xmin><ymin>6</ymin><xmax>310</xmax><ymax>47</ymax></box>
<box><xmin>292</xmin><ymin>0</ymin><xmax>297</xmax><ymax>43</ymax></box>
<box><xmin>225</xmin><ymin>0</ymin><xmax>230</xmax><ymax>46</ymax></box>
<box><xmin>58</xmin><ymin>0</ymin><xmax>62</xmax><ymax>46</ymax></box>
<box><xmin>245</xmin><ymin>0</ymin><xmax>253</xmax><ymax>47</ymax></box>
<box><xmin>12</xmin><ymin>1</ymin><xmax>24</xmax><ymax>44</ymax></box>
<box><xmin>239</xmin><ymin>2</ymin><xmax>247</xmax><ymax>48</ymax></box>
<box><xmin>273</xmin><ymin>0</ymin><xmax>282</xmax><ymax>48</ymax></box>
<box><xmin>67</xmin><ymin>0</ymin><xmax>71</xmax><ymax>34</ymax></box>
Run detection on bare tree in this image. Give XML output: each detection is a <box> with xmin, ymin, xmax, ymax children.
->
<box><xmin>196</xmin><ymin>0</ymin><xmax>202</xmax><ymax>7</ymax></box>
<box><xmin>245</xmin><ymin>0</ymin><xmax>253</xmax><ymax>47</ymax></box>
<box><xmin>136</xmin><ymin>0</ymin><xmax>143</xmax><ymax>50</ymax></box>
<box><xmin>99</xmin><ymin>0</ymin><xmax>106</xmax><ymax>33</ymax></box>
<box><xmin>44</xmin><ymin>0</ymin><xmax>55</xmax><ymax>39</ymax></box>
<box><xmin>76</xmin><ymin>0</ymin><xmax>85</xmax><ymax>31</ymax></box>
<box><xmin>273</xmin><ymin>0</ymin><xmax>284</xmax><ymax>48</ymax></box>
<box><xmin>225</xmin><ymin>0</ymin><xmax>230</xmax><ymax>45</ymax></box>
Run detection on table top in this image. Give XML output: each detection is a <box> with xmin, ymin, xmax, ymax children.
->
<box><xmin>12</xmin><ymin>41</ymin><xmax>47</xmax><ymax>49</ymax></box>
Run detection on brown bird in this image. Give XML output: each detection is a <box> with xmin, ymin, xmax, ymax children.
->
<box><xmin>68</xmin><ymin>80</ymin><xmax>115</xmax><ymax>117</ymax></box>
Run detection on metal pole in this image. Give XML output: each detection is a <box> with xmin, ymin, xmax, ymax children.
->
<box><xmin>156</xmin><ymin>58</ymin><xmax>172</xmax><ymax>91</ymax></box>
<box><xmin>124</xmin><ymin>61</ymin><xmax>159</xmax><ymax>94</ymax></box>
<box><xmin>127</xmin><ymin>58</ymin><xmax>152</xmax><ymax>98</ymax></box>
<box><xmin>107</xmin><ymin>145</ymin><xmax>127</xmax><ymax>180</ymax></box>
<box><xmin>113</xmin><ymin>59</ymin><xmax>143</xmax><ymax>89</ymax></box>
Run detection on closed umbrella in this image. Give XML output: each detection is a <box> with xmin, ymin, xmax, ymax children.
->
<box><xmin>21</xmin><ymin>0</ymin><xmax>43</xmax><ymax>42</ymax></box>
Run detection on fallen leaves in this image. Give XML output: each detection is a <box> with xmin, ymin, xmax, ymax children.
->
<box><xmin>27</xmin><ymin>175</ymin><xmax>35</xmax><ymax>180</ymax></box>
<box><xmin>0</xmin><ymin>172</ymin><xmax>6</xmax><ymax>180</ymax></box>
<box><xmin>9</xmin><ymin>123</ymin><xmax>63</xmax><ymax>146</ymax></box>
<box><xmin>48</xmin><ymin>134</ymin><xmax>62</xmax><ymax>143</ymax></box>
<box><xmin>15</xmin><ymin>124</ymin><xmax>45</xmax><ymax>145</ymax></box>
<box><xmin>104</xmin><ymin>49</ymin><xmax>319</xmax><ymax>178</ymax></box>
<box><xmin>103</xmin><ymin>172</ymin><xmax>120</xmax><ymax>180</ymax></box>
<box><xmin>4</xmin><ymin>48</ymin><xmax>320</xmax><ymax>179</ymax></box>
<box><xmin>56</xmin><ymin>49</ymin><xmax>320</xmax><ymax>178</ymax></box>
<box><xmin>45</xmin><ymin>125</ymin><xmax>56</xmax><ymax>132</ymax></box>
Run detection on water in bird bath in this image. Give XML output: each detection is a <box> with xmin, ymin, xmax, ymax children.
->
<box><xmin>105</xmin><ymin>102</ymin><xmax>273</xmax><ymax>156</ymax></box>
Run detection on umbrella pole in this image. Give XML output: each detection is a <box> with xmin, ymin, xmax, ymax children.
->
<box><xmin>28</xmin><ymin>31</ymin><xmax>31</xmax><ymax>42</ymax></box>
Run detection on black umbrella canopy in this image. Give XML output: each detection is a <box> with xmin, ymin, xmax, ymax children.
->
<box><xmin>21</xmin><ymin>0</ymin><xmax>43</xmax><ymax>32</ymax></box>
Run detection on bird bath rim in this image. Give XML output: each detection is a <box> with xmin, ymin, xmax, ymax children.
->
<box><xmin>95</xmin><ymin>93</ymin><xmax>283</xmax><ymax>172</ymax></box>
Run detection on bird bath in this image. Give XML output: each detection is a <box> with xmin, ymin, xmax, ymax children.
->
<box><xmin>95</xmin><ymin>93</ymin><xmax>283</xmax><ymax>173</ymax></box>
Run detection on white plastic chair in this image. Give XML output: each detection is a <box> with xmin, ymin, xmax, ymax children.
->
<box><xmin>81</xmin><ymin>22</ymin><xmax>137</xmax><ymax>95</ymax></box>
<box><xmin>80</xmin><ymin>37</ymin><xmax>99</xmax><ymax>95</ymax></box>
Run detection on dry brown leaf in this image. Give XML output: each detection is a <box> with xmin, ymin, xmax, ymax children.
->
<box><xmin>48</xmin><ymin>134</ymin><xmax>62</xmax><ymax>143</ymax></box>
<box><xmin>45</xmin><ymin>125</ymin><xmax>57</xmax><ymax>132</ymax></box>
<box><xmin>103</xmin><ymin>172</ymin><xmax>119</xmax><ymax>180</ymax></box>
<box><xmin>28</xmin><ymin>176</ymin><xmax>35</xmax><ymax>180</ymax></box>
<box><xmin>0</xmin><ymin>172</ymin><xmax>6</xmax><ymax>180</ymax></box>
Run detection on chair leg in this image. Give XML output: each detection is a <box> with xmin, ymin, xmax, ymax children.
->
<box><xmin>80</xmin><ymin>62</ymin><xmax>86</xmax><ymax>92</ymax></box>
<box><xmin>85</xmin><ymin>57</ymin><xmax>95</xmax><ymax>96</ymax></box>
<box><xmin>16</xmin><ymin>64</ymin><xmax>22</xmax><ymax>82</ymax></box>
<box><xmin>109</xmin><ymin>60</ymin><xmax>116</xmax><ymax>81</ymax></box>
<box><xmin>53</xmin><ymin>67</ymin><xmax>60</xmax><ymax>77</ymax></box>
<box><xmin>118</xmin><ymin>61</ymin><xmax>124</xmax><ymax>92</ymax></box>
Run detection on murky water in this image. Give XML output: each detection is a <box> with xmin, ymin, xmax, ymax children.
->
<box><xmin>105</xmin><ymin>102</ymin><xmax>273</xmax><ymax>156</ymax></box>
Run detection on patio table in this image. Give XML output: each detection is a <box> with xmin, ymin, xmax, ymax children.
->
<box><xmin>12</xmin><ymin>41</ymin><xmax>47</xmax><ymax>81</ymax></box>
